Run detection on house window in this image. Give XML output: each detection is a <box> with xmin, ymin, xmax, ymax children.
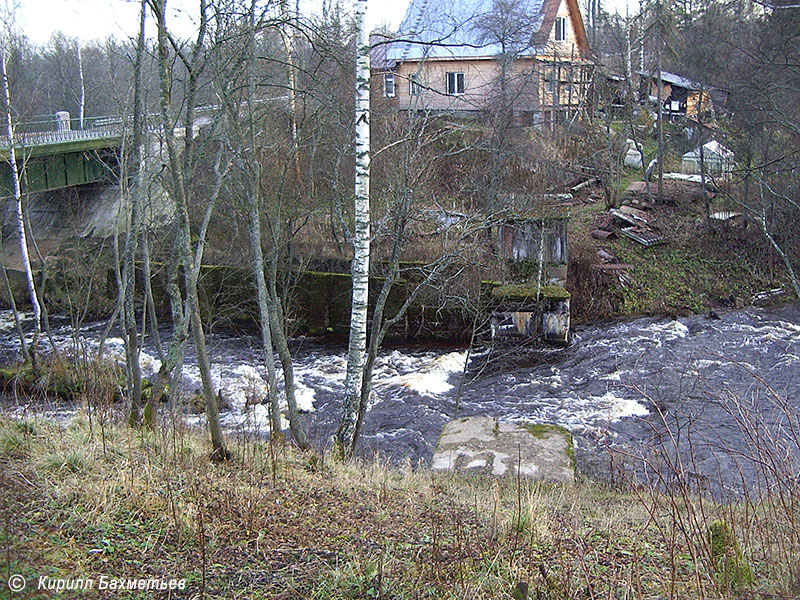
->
<box><xmin>555</xmin><ymin>17</ymin><xmax>567</xmax><ymax>42</ymax></box>
<box><xmin>446</xmin><ymin>71</ymin><xmax>465</xmax><ymax>95</ymax></box>
<box><xmin>383</xmin><ymin>73</ymin><xmax>395</xmax><ymax>98</ymax></box>
<box><xmin>409</xmin><ymin>73</ymin><xmax>422</xmax><ymax>96</ymax></box>
<box><xmin>544</xmin><ymin>67</ymin><xmax>555</xmax><ymax>94</ymax></box>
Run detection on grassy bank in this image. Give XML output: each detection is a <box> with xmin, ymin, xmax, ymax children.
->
<box><xmin>1</xmin><ymin>414</ymin><xmax>797</xmax><ymax>599</ymax></box>
<box><xmin>567</xmin><ymin>179</ymin><xmax>790</xmax><ymax>322</ymax></box>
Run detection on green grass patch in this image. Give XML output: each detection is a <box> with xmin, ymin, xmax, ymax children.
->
<box><xmin>610</xmin><ymin>240</ymin><xmax>774</xmax><ymax>316</ymax></box>
<box><xmin>567</xmin><ymin>171</ymin><xmax>788</xmax><ymax>319</ymax></box>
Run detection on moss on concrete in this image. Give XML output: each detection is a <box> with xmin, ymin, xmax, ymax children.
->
<box><xmin>491</xmin><ymin>283</ymin><xmax>571</xmax><ymax>301</ymax></box>
<box><xmin>523</xmin><ymin>423</ymin><xmax>575</xmax><ymax>471</ymax></box>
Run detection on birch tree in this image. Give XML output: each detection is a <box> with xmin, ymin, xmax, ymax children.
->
<box><xmin>76</xmin><ymin>43</ymin><xmax>85</xmax><ymax>129</ymax></box>
<box><xmin>1</xmin><ymin>42</ymin><xmax>42</xmax><ymax>373</ymax></box>
<box><xmin>335</xmin><ymin>0</ymin><xmax>370</xmax><ymax>459</ymax></box>
<box><xmin>350</xmin><ymin>118</ymin><xmax>491</xmax><ymax>452</ymax></box>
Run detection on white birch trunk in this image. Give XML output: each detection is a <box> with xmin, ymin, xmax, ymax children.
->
<box><xmin>336</xmin><ymin>0</ymin><xmax>370</xmax><ymax>458</ymax></box>
<box><xmin>279</xmin><ymin>0</ymin><xmax>299</xmax><ymax>151</ymax></box>
<box><xmin>77</xmin><ymin>44</ymin><xmax>85</xmax><ymax>129</ymax></box>
<box><xmin>625</xmin><ymin>7</ymin><xmax>632</xmax><ymax>84</ymax></box>
<box><xmin>1</xmin><ymin>49</ymin><xmax>41</xmax><ymax>369</ymax></box>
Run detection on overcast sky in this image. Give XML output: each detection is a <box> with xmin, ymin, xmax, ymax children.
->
<box><xmin>16</xmin><ymin>0</ymin><xmax>410</xmax><ymax>46</ymax></box>
<box><xmin>16</xmin><ymin>0</ymin><xmax>630</xmax><ymax>47</ymax></box>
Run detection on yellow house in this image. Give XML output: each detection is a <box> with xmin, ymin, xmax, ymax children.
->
<box><xmin>373</xmin><ymin>0</ymin><xmax>593</xmax><ymax>127</ymax></box>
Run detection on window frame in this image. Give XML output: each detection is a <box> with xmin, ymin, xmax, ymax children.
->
<box><xmin>446</xmin><ymin>71</ymin><xmax>465</xmax><ymax>96</ymax></box>
<box><xmin>383</xmin><ymin>73</ymin><xmax>396</xmax><ymax>98</ymax></box>
<box><xmin>555</xmin><ymin>16</ymin><xmax>567</xmax><ymax>42</ymax></box>
<box><xmin>409</xmin><ymin>73</ymin><xmax>422</xmax><ymax>96</ymax></box>
<box><xmin>544</xmin><ymin>66</ymin><xmax>555</xmax><ymax>94</ymax></box>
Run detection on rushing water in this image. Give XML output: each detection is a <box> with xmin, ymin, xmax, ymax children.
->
<box><xmin>2</xmin><ymin>304</ymin><xmax>799</xmax><ymax>493</ymax></box>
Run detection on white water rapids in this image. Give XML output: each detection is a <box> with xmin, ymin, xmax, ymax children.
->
<box><xmin>2</xmin><ymin>304</ymin><xmax>799</xmax><ymax>495</ymax></box>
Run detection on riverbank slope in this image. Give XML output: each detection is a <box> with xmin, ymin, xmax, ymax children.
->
<box><xmin>2</xmin><ymin>415</ymin><xmax>795</xmax><ymax>598</ymax></box>
<box><xmin>566</xmin><ymin>178</ymin><xmax>792</xmax><ymax>323</ymax></box>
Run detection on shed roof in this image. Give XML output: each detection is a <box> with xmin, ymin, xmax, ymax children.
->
<box><xmin>384</xmin><ymin>0</ymin><xmax>550</xmax><ymax>64</ymax></box>
<box><xmin>637</xmin><ymin>70</ymin><xmax>706</xmax><ymax>91</ymax></box>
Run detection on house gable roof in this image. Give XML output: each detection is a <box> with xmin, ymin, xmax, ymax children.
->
<box><xmin>381</xmin><ymin>0</ymin><xmax>590</xmax><ymax>65</ymax></box>
<box><xmin>385</xmin><ymin>0</ymin><xmax>548</xmax><ymax>63</ymax></box>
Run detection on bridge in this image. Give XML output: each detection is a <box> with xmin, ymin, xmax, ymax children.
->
<box><xmin>0</xmin><ymin>104</ymin><xmax>231</xmax><ymax>198</ymax></box>
<box><xmin>0</xmin><ymin>112</ymin><xmax>123</xmax><ymax>197</ymax></box>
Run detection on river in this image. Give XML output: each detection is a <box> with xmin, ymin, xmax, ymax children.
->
<box><xmin>2</xmin><ymin>304</ymin><xmax>799</xmax><ymax>496</ymax></box>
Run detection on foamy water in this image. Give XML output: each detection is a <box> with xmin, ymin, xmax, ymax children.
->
<box><xmin>2</xmin><ymin>304</ymin><xmax>799</xmax><ymax>490</ymax></box>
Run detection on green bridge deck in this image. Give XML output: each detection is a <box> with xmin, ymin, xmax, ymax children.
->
<box><xmin>0</xmin><ymin>129</ymin><xmax>121</xmax><ymax>197</ymax></box>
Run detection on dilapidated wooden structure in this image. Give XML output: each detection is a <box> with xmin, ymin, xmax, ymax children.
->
<box><xmin>637</xmin><ymin>70</ymin><xmax>728</xmax><ymax>120</ymax></box>
<box><xmin>487</xmin><ymin>282</ymin><xmax>571</xmax><ymax>344</ymax></box>
<box><xmin>495</xmin><ymin>211</ymin><xmax>569</xmax><ymax>285</ymax></box>
<box><xmin>484</xmin><ymin>211</ymin><xmax>571</xmax><ymax>345</ymax></box>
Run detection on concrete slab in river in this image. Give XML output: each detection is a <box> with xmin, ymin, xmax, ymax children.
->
<box><xmin>432</xmin><ymin>416</ymin><xmax>575</xmax><ymax>483</ymax></box>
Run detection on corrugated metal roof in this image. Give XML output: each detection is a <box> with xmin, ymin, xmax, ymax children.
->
<box><xmin>636</xmin><ymin>70</ymin><xmax>706</xmax><ymax>90</ymax></box>
<box><xmin>385</xmin><ymin>0</ymin><xmax>549</xmax><ymax>63</ymax></box>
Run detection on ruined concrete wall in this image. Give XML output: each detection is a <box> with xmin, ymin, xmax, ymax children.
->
<box><xmin>146</xmin><ymin>265</ymin><xmax>470</xmax><ymax>342</ymax></box>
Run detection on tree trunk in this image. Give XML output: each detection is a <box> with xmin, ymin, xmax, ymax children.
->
<box><xmin>77</xmin><ymin>44</ymin><xmax>85</xmax><ymax>129</ymax></box>
<box><xmin>352</xmin><ymin>213</ymin><xmax>405</xmax><ymax>449</ymax></box>
<box><xmin>655</xmin><ymin>24</ymin><xmax>665</xmax><ymax>204</ymax></box>
<box><xmin>267</xmin><ymin>284</ymin><xmax>310</xmax><ymax>449</ymax></box>
<box><xmin>336</xmin><ymin>0</ymin><xmax>371</xmax><ymax>459</ymax></box>
<box><xmin>1</xmin><ymin>49</ymin><xmax>41</xmax><ymax>373</ymax></box>
<box><xmin>247</xmin><ymin>186</ymin><xmax>283</xmax><ymax>438</ymax></box>
<box><xmin>271</xmin><ymin>0</ymin><xmax>311</xmax><ymax>448</ymax></box>
<box><xmin>243</xmin><ymin>1</ymin><xmax>283</xmax><ymax>439</ymax></box>
<box><xmin>140</xmin><ymin>232</ymin><xmax>165</xmax><ymax>363</ymax></box>
<box><xmin>149</xmin><ymin>0</ymin><xmax>228</xmax><ymax>459</ymax></box>
<box><xmin>190</xmin><ymin>304</ymin><xmax>229</xmax><ymax>460</ymax></box>
<box><xmin>122</xmin><ymin>0</ymin><xmax>147</xmax><ymax>426</ymax></box>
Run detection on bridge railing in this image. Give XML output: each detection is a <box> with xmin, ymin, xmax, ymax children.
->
<box><xmin>2</xmin><ymin>114</ymin><xmax>124</xmax><ymax>148</ymax></box>
<box><xmin>3</xmin><ymin>104</ymin><xmax>238</xmax><ymax>150</ymax></box>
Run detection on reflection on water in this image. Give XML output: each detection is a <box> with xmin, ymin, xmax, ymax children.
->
<box><xmin>2</xmin><ymin>304</ymin><xmax>799</xmax><ymax>494</ymax></box>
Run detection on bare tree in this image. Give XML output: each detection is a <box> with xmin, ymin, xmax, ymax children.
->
<box><xmin>120</xmin><ymin>0</ymin><xmax>147</xmax><ymax>426</ymax></box>
<box><xmin>335</xmin><ymin>0</ymin><xmax>371</xmax><ymax>459</ymax></box>
<box><xmin>147</xmin><ymin>0</ymin><xmax>230</xmax><ymax>460</ymax></box>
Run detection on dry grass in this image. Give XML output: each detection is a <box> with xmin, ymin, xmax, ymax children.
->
<box><xmin>0</xmin><ymin>411</ymin><xmax>795</xmax><ymax>599</ymax></box>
